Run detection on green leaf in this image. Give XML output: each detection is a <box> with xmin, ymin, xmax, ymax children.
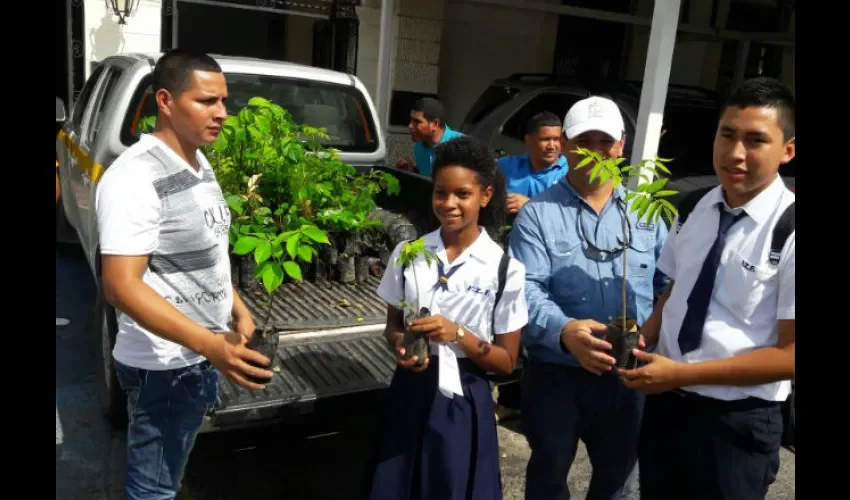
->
<box><xmin>255</xmin><ymin>260</ymin><xmax>272</xmax><ymax>278</ymax></box>
<box><xmin>624</xmin><ymin>192</ymin><xmax>639</xmax><ymax>202</ymax></box>
<box><xmin>637</xmin><ymin>201</ymin><xmax>650</xmax><ymax>221</ymax></box>
<box><xmin>254</xmin><ymin>240</ymin><xmax>272</xmax><ymax>264</ymax></box>
<box><xmin>654</xmin><ymin>162</ymin><xmax>672</xmax><ymax>174</ymax></box>
<box><xmin>599</xmin><ymin>168</ymin><xmax>612</xmax><ymax>184</ymax></box>
<box><xmin>286</xmin><ymin>232</ymin><xmax>301</xmax><ymax>259</ymax></box>
<box><xmin>225</xmin><ymin>195</ymin><xmax>244</xmax><ymax>215</ymax></box>
<box><xmin>248</xmin><ymin>96</ymin><xmax>272</xmax><ymax>107</ymax></box>
<box><xmin>272</xmin><ymin>241</ymin><xmax>284</xmax><ymax>259</ymax></box>
<box><xmin>262</xmin><ymin>261</ymin><xmax>284</xmax><ymax>294</ymax></box>
<box><xmin>301</xmin><ymin>225</ymin><xmax>329</xmax><ymax>244</ymax></box>
<box><xmin>589</xmin><ymin>163</ymin><xmax>603</xmax><ymax>183</ymax></box>
<box><xmin>642</xmin><ymin>166</ymin><xmax>659</xmax><ymax>177</ymax></box>
<box><xmin>630</xmin><ymin>195</ymin><xmax>649</xmax><ymax>214</ymax></box>
<box><xmin>654</xmin><ymin>189</ymin><xmax>678</xmax><ymax>198</ymax></box>
<box><xmin>297</xmin><ymin>244</ymin><xmax>313</xmax><ymax>262</ymax></box>
<box><xmin>575</xmin><ymin>156</ymin><xmax>594</xmax><ymax>170</ymax></box>
<box><xmin>662</xmin><ymin>206</ymin><xmax>675</xmax><ymax>226</ymax></box>
<box><xmin>232</xmin><ymin>236</ymin><xmax>260</xmax><ymax>255</ymax></box>
<box><xmin>644</xmin><ymin>201</ymin><xmax>662</xmax><ymax>224</ymax></box>
<box><xmin>659</xmin><ymin>198</ymin><xmax>679</xmax><ymax>217</ymax></box>
<box><xmin>645</xmin><ymin>178</ymin><xmax>668</xmax><ymax>194</ymax></box>
<box><xmin>283</xmin><ymin>260</ymin><xmax>303</xmax><ymax>281</ymax></box>
<box><xmin>274</xmin><ymin>230</ymin><xmax>298</xmax><ymax>245</ymax></box>
<box><xmin>384</xmin><ymin>174</ymin><xmax>401</xmax><ymax>195</ymax></box>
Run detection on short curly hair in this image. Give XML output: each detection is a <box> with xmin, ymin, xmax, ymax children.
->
<box><xmin>431</xmin><ymin>136</ymin><xmax>506</xmax><ymax>237</ymax></box>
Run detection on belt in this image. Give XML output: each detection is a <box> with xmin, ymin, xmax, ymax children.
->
<box><xmin>668</xmin><ymin>389</ymin><xmax>778</xmax><ymax>411</ymax></box>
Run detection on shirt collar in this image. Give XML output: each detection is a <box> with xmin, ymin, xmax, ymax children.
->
<box><xmin>707</xmin><ymin>174</ymin><xmax>789</xmax><ymax>224</ymax></box>
<box><xmin>423</xmin><ymin>227</ymin><xmax>502</xmax><ymax>268</ymax></box>
<box><xmin>416</xmin><ymin>125</ymin><xmax>454</xmax><ymax>149</ymax></box>
<box><xmin>521</xmin><ymin>153</ymin><xmax>567</xmax><ymax>173</ymax></box>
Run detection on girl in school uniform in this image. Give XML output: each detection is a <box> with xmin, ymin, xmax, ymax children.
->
<box><xmin>366</xmin><ymin>136</ymin><xmax>529</xmax><ymax>500</ymax></box>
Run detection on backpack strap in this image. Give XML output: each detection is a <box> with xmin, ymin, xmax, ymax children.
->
<box><xmin>674</xmin><ymin>186</ymin><xmax>714</xmax><ymax>231</ymax></box>
<box><xmin>398</xmin><ymin>240</ymin><xmax>410</xmax><ymax>308</ymax></box>
<box><xmin>769</xmin><ymin>202</ymin><xmax>795</xmax><ymax>265</ymax></box>
<box><xmin>491</xmin><ymin>253</ymin><xmax>511</xmax><ymax>335</ymax></box>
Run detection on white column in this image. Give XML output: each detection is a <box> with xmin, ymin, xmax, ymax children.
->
<box><xmin>375</xmin><ymin>0</ymin><xmax>396</xmax><ymax>133</ymax></box>
<box><xmin>629</xmin><ymin>0</ymin><xmax>682</xmax><ymax>188</ymax></box>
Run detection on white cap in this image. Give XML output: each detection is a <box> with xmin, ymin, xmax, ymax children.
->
<box><xmin>562</xmin><ymin>96</ymin><xmax>625</xmax><ymax>141</ymax></box>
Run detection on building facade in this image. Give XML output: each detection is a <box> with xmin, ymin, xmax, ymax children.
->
<box><xmin>56</xmin><ymin>0</ymin><xmax>795</xmax><ymax>165</ymax></box>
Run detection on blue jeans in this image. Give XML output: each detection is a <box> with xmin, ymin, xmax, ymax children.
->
<box><xmin>522</xmin><ymin>358</ymin><xmax>643</xmax><ymax>500</ymax></box>
<box><xmin>115</xmin><ymin>359</ymin><xmax>220</xmax><ymax>500</ymax></box>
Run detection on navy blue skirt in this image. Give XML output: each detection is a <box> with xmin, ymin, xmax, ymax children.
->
<box><xmin>366</xmin><ymin>357</ymin><xmax>502</xmax><ymax>500</ymax></box>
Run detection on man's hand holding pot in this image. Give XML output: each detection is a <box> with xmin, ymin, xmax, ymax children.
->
<box><xmin>561</xmin><ymin>319</ymin><xmax>616</xmax><ymax>376</ymax></box>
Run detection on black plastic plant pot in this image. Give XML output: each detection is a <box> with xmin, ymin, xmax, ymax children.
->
<box><xmin>238</xmin><ymin>256</ymin><xmax>258</xmax><ymax>289</ymax></box>
<box><xmin>315</xmin><ymin>258</ymin><xmax>330</xmax><ymax>282</ymax></box>
<box><xmin>604</xmin><ymin>317</ymin><xmax>640</xmax><ymax>372</ymax></box>
<box><xmin>338</xmin><ymin>256</ymin><xmax>356</xmax><ymax>284</ymax></box>
<box><xmin>245</xmin><ymin>325</ymin><xmax>278</xmax><ymax>385</ymax></box>
<box><xmin>354</xmin><ymin>256</ymin><xmax>370</xmax><ymax>284</ymax></box>
<box><xmin>229</xmin><ymin>255</ymin><xmax>241</xmax><ymax>288</ymax></box>
<box><xmin>403</xmin><ymin>307</ymin><xmax>431</xmax><ymax>368</ymax></box>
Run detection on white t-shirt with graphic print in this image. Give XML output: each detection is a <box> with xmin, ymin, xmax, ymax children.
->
<box><xmin>96</xmin><ymin>134</ymin><xmax>233</xmax><ymax>371</ymax></box>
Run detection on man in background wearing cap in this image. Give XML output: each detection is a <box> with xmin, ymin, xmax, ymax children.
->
<box><xmin>508</xmin><ymin>96</ymin><xmax>669</xmax><ymax>500</ymax></box>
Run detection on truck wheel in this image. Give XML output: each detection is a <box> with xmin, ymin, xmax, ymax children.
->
<box><xmin>93</xmin><ymin>280</ymin><xmax>128</xmax><ymax>431</ymax></box>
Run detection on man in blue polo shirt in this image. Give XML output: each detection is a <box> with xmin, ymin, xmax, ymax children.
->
<box><xmin>497</xmin><ymin>111</ymin><xmax>568</xmax><ymax>215</ymax></box>
<box><xmin>395</xmin><ymin>97</ymin><xmax>464</xmax><ymax>177</ymax></box>
<box><xmin>493</xmin><ymin>111</ymin><xmax>568</xmax><ymax>421</ymax></box>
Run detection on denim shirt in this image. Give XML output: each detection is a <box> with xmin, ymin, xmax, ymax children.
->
<box><xmin>507</xmin><ymin>177</ymin><xmax>670</xmax><ymax>367</ymax></box>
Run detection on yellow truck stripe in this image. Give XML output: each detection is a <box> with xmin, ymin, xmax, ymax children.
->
<box><xmin>57</xmin><ymin>129</ymin><xmax>106</xmax><ymax>185</ymax></box>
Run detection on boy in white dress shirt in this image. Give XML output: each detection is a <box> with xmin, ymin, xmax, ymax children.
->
<box><xmin>619</xmin><ymin>77</ymin><xmax>795</xmax><ymax>499</ymax></box>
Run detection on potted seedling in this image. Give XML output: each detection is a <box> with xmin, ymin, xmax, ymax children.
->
<box><xmin>230</xmin><ymin>221</ymin><xmax>330</xmax><ymax>384</ymax></box>
<box><xmin>394</xmin><ymin>238</ymin><xmax>440</xmax><ymax>367</ymax></box>
<box><xmin>571</xmin><ymin>147</ymin><xmax>678</xmax><ymax>375</ymax></box>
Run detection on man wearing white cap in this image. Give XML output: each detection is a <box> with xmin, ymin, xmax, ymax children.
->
<box><xmin>508</xmin><ymin>96</ymin><xmax>669</xmax><ymax>500</ymax></box>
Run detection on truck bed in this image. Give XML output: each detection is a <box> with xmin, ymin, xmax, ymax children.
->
<box><xmin>209</xmin><ymin>276</ymin><xmax>396</xmax><ymax>429</ymax></box>
<box><xmin>239</xmin><ymin>275</ymin><xmax>388</xmax><ymax>331</ymax></box>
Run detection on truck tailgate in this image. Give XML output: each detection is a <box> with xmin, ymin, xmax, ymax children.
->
<box><xmin>238</xmin><ymin>275</ymin><xmax>387</xmax><ymax>331</ymax></box>
<box><xmin>211</xmin><ymin>329</ymin><xmax>396</xmax><ymax>428</ymax></box>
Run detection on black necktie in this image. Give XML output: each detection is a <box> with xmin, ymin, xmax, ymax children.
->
<box><xmin>434</xmin><ymin>260</ymin><xmax>464</xmax><ymax>291</ymax></box>
<box><xmin>678</xmin><ymin>204</ymin><xmax>746</xmax><ymax>354</ymax></box>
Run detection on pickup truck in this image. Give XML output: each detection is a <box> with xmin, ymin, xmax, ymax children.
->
<box><xmin>56</xmin><ymin>53</ymin><xmax>438</xmax><ymax>432</ymax></box>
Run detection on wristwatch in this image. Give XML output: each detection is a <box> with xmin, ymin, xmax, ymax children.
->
<box><xmin>455</xmin><ymin>325</ymin><xmax>465</xmax><ymax>344</ymax></box>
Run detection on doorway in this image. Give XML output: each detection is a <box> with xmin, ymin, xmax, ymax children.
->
<box><xmin>163</xmin><ymin>0</ymin><xmax>359</xmax><ymax>73</ymax></box>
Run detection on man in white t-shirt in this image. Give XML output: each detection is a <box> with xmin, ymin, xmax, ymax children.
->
<box><xmin>95</xmin><ymin>49</ymin><xmax>273</xmax><ymax>500</ymax></box>
<box><xmin>619</xmin><ymin>77</ymin><xmax>796</xmax><ymax>499</ymax></box>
